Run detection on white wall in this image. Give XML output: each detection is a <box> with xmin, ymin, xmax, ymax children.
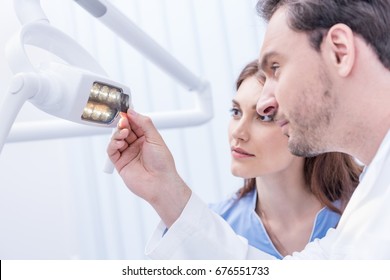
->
<box><xmin>0</xmin><ymin>0</ymin><xmax>265</xmax><ymax>259</ymax></box>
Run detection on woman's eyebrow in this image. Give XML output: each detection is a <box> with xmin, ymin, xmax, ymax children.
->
<box><xmin>231</xmin><ymin>99</ymin><xmax>240</xmax><ymax>106</ymax></box>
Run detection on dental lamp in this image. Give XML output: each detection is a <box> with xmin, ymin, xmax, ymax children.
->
<box><xmin>1</xmin><ymin>18</ymin><xmax>132</xmax><ymax>155</ymax></box>
<box><xmin>1</xmin><ymin>0</ymin><xmax>213</xmax><ymax>157</ymax></box>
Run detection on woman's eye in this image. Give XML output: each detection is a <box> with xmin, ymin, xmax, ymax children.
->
<box><xmin>229</xmin><ymin>108</ymin><xmax>241</xmax><ymax>118</ymax></box>
<box><xmin>259</xmin><ymin>114</ymin><xmax>274</xmax><ymax>122</ymax></box>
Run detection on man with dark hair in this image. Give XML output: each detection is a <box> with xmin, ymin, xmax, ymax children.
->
<box><xmin>107</xmin><ymin>0</ymin><xmax>390</xmax><ymax>259</ymax></box>
<box><xmin>254</xmin><ymin>0</ymin><xmax>390</xmax><ymax>258</ymax></box>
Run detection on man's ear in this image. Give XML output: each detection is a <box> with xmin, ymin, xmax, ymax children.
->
<box><xmin>323</xmin><ymin>23</ymin><xmax>355</xmax><ymax>77</ymax></box>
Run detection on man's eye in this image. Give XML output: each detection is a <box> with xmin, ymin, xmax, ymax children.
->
<box><xmin>270</xmin><ymin>63</ymin><xmax>280</xmax><ymax>76</ymax></box>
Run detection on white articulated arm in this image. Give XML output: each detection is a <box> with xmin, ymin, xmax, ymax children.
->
<box><xmin>3</xmin><ymin>0</ymin><xmax>213</xmax><ymax>167</ymax></box>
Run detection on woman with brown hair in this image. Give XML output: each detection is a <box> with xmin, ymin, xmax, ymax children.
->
<box><xmin>210</xmin><ymin>60</ymin><xmax>362</xmax><ymax>258</ymax></box>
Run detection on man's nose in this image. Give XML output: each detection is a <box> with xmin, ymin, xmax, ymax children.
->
<box><xmin>256</xmin><ymin>84</ymin><xmax>278</xmax><ymax>118</ymax></box>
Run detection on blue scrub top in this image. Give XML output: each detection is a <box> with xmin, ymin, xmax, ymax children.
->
<box><xmin>210</xmin><ymin>189</ymin><xmax>341</xmax><ymax>259</ymax></box>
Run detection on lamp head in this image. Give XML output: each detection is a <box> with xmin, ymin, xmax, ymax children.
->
<box><xmin>34</xmin><ymin>62</ymin><xmax>131</xmax><ymax>127</ymax></box>
<box><xmin>5</xmin><ymin>21</ymin><xmax>132</xmax><ymax>128</ymax></box>
<box><xmin>82</xmin><ymin>81</ymin><xmax>130</xmax><ymax>125</ymax></box>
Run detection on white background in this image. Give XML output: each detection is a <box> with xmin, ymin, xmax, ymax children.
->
<box><xmin>0</xmin><ymin>0</ymin><xmax>265</xmax><ymax>259</ymax></box>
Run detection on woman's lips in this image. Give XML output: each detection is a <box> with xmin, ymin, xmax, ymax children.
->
<box><xmin>231</xmin><ymin>147</ymin><xmax>255</xmax><ymax>158</ymax></box>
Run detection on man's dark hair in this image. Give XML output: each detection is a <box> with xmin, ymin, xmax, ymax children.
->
<box><xmin>257</xmin><ymin>0</ymin><xmax>390</xmax><ymax>70</ymax></box>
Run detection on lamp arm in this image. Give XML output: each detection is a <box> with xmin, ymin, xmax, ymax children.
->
<box><xmin>13</xmin><ymin>0</ymin><xmax>48</xmax><ymax>24</ymax></box>
<box><xmin>73</xmin><ymin>0</ymin><xmax>203</xmax><ymax>92</ymax></box>
<box><xmin>0</xmin><ymin>73</ymin><xmax>48</xmax><ymax>154</ymax></box>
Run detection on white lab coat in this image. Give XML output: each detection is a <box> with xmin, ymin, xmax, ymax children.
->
<box><xmin>145</xmin><ymin>129</ymin><xmax>390</xmax><ymax>259</ymax></box>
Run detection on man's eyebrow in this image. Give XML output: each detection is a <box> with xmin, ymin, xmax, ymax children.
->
<box><xmin>259</xmin><ymin>51</ymin><xmax>278</xmax><ymax>72</ymax></box>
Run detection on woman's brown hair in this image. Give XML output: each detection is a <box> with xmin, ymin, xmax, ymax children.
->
<box><xmin>235</xmin><ymin>60</ymin><xmax>362</xmax><ymax>214</ymax></box>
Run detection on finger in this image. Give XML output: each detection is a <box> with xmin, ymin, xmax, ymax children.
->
<box><xmin>118</xmin><ymin>114</ymin><xmax>130</xmax><ymax>129</ymax></box>
<box><xmin>108</xmin><ymin>125</ymin><xmax>130</xmax><ymax>158</ymax></box>
<box><xmin>112</xmin><ymin>114</ymin><xmax>143</xmax><ymax>148</ymax></box>
<box><xmin>127</xmin><ymin>109</ymin><xmax>163</xmax><ymax>142</ymax></box>
<box><xmin>126</xmin><ymin>109</ymin><xmax>144</xmax><ymax>138</ymax></box>
<box><xmin>119</xmin><ymin>111</ymin><xmax>143</xmax><ymax>144</ymax></box>
<box><xmin>111</xmin><ymin>125</ymin><xmax>140</xmax><ymax>154</ymax></box>
<box><xmin>111</xmin><ymin>127</ymin><xmax>129</xmax><ymax>141</ymax></box>
<box><xmin>107</xmin><ymin>137</ymin><xmax>126</xmax><ymax>159</ymax></box>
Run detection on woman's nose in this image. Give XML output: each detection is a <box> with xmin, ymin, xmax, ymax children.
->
<box><xmin>231</xmin><ymin>120</ymin><xmax>249</xmax><ymax>142</ymax></box>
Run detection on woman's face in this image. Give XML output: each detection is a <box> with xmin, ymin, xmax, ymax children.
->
<box><xmin>228</xmin><ymin>76</ymin><xmax>301</xmax><ymax>179</ymax></box>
